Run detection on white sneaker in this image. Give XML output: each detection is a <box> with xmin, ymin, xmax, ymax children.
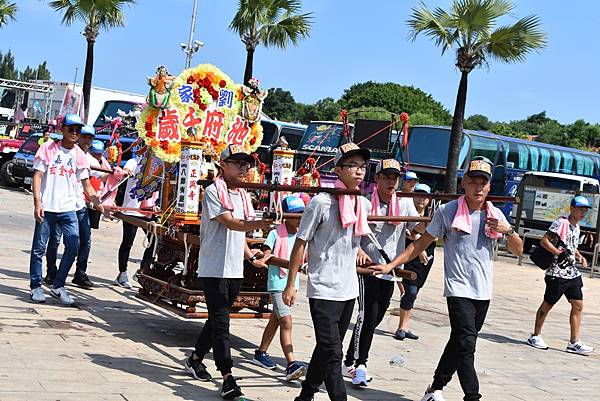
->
<box><xmin>341</xmin><ymin>362</ymin><xmax>355</xmax><ymax>378</ymax></box>
<box><xmin>566</xmin><ymin>340</ymin><xmax>594</xmax><ymax>355</ymax></box>
<box><xmin>352</xmin><ymin>364</ymin><xmax>368</xmax><ymax>387</ymax></box>
<box><xmin>420</xmin><ymin>386</ymin><xmax>446</xmax><ymax>401</ymax></box>
<box><xmin>527</xmin><ymin>334</ymin><xmax>549</xmax><ymax>350</ymax></box>
<box><xmin>115</xmin><ymin>272</ymin><xmax>132</xmax><ymax>288</ymax></box>
<box><xmin>30</xmin><ymin>287</ymin><xmax>46</xmax><ymax>303</ymax></box>
<box><xmin>50</xmin><ymin>287</ymin><xmax>74</xmax><ymax>305</ymax></box>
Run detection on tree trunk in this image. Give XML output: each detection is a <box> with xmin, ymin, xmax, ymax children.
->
<box><xmin>243</xmin><ymin>47</ymin><xmax>254</xmax><ymax>85</ymax></box>
<box><xmin>82</xmin><ymin>37</ymin><xmax>95</xmax><ymax>123</ymax></box>
<box><xmin>444</xmin><ymin>71</ymin><xmax>469</xmax><ymax>194</ymax></box>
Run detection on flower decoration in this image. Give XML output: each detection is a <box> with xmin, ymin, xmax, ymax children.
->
<box><xmin>136</xmin><ymin>64</ymin><xmax>264</xmax><ymax>162</ymax></box>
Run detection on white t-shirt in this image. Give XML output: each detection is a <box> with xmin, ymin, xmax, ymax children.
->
<box><xmin>33</xmin><ymin>146</ymin><xmax>89</xmax><ymax>213</ymax></box>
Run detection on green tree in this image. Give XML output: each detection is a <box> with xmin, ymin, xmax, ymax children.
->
<box><xmin>298</xmin><ymin>97</ymin><xmax>340</xmax><ymax>123</ymax></box>
<box><xmin>262</xmin><ymin>87</ymin><xmax>299</xmax><ymax>121</ymax></box>
<box><xmin>407</xmin><ymin>0</ymin><xmax>546</xmax><ymax>193</ymax></box>
<box><xmin>0</xmin><ymin>49</ymin><xmax>17</xmax><ymax>80</ymax></box>
<box><xmin>339</xmin><ymin>81</ymin><xmax>451</xmax><ymax>124</ymax></box>
<box><xmin>464</xmin><ymin>114</ymin><xmax>492</xmax><ymax>131</ymax></box>
<box><xmin>49</xmin><ymin>0</ymin><xmax>135</xmax><ymax>121</ymax></box>
<box><xmin>0</xmin><ymin>0</ymin><xmax>17</xmax><ymax>29</ymax></box>
<box><xmin>229</xmin><ymin>0</ymin><xmax>312</xmax><ymax>84</ymax></box>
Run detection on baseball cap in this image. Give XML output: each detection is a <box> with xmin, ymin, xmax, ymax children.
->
<box><xmin>90</xmin><ymin>140</ymin><xmax>104</xmax><ymax>154</ymax></box>
<box><xmin>466</xmin><ymin>156</ymin><xmax>493</xmax><ymax>180</ymax></box>
<box><xmin>81</xmin><ymin>125</ymin><xmax>95</xmax><ymax>137</ymax></box>
<box><xmin>571</xmin><ymin>195</ymin><xmax>592</xmax><ymax>209</ymax></box>
<box><xmin>375</xmin><ymin>159</ymin><xmax>402</xmax><ymax>176</ymax></box>
<box><xmin>415</xmin><ymin>183</ymin><xmax>431</xmax><ymax>193</ymax></box>
<box><xmin>404</xmin><ymin>171</ymin><xmax>418</xmax><ymax>181</ymax></box>
<box><xmin>282</xmin><ymin>196</ymin><xmax>305</xmax><ymax>213</ymax></box>
<box><xmin>333</xmin><ymin>142</ymin><xmax>371</xmax><ymax>167</ymax></box>
<box><xmin>63</xmin><ymin>114</ymin><xmax>83</xmax><ymax>126</ymax></box>
<box><xmin>219</xmin><ymin>144</ymin><xmax>254</xmax><ymax>164</ymax></box>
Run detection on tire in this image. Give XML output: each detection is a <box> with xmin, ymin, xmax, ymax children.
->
<box><xmin>0</xmin><ymin>160</ymin><xmax>18</xmax><ymax>187</ymax></box>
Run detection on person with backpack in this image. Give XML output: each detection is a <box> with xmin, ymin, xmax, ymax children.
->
<box><xmin>526</xmin><ymin>196</ymin><xmax>594</xmax><ymax>355</ymax></box>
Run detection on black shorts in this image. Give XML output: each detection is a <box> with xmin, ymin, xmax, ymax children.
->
<box><xmin>543</xmin><ymin>275</ymin><xmax>583</xmax><ymax>305</ymax></box>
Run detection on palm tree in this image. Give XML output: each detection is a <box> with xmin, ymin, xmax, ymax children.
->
<box><xmin>407</xmin><ymin>0</ymin><xmax>546</xmax><ymax>193</ymax></box>
<box><xmin>0</xmin><ymin>1</ymin><xmax>17</xmax><ymax>29</ymax></box>
<box><xmin>49</xmin><ymin>0</ymin><xmax>135</xmax><ymax>121</ymax></box>
<box><xmin>229</xmin><ymin>0</ymin><xmax>313</xmax><ymax>85</ymax></box>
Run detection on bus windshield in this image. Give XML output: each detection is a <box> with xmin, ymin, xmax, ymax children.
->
<box><xmin>299</xmin><ymin>122</ymin><xmax>344</xmax><ymax>154</ymax></box>
<box><xmin>525</xmin><ymin>174</ymin><xmax>592</xmax><ymax>193</ymax></box>
<box><xmin>93</xmin><ymin>101</ymin><xmax>138</xmax><ymax>127</ymax></box>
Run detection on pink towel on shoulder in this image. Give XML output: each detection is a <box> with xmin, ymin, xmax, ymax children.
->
<box><xmin>555</xmin><ymin>217</ymin><xmax>570</xmax><ymax>243</ymax></box>
<box><xmin>451</xmin><ymin>195</ymin><xmax>503</xmax><ymax>239</ymax></box>
<box><xmin>273</xmin><ymin>224</ymin><xmax>289</xmax><ymax>278</ymax></box>
<box><xmin>215</xmin><ymin>176</ymin><xmax>256</xmax><ymax>219</ymax></box>
<box><xmin>335</xmin><ymin>179</ymin><xmax>371</xmax><ymax>236</ymax></box>
<box><xmin>369</xmin><ymin>184</ymin><xmax>400</xmax><ymax>225</ymax></box>
<box><xmin>35</xmin><ymin>140</ymin><xmax>90</xmax><ymax>171</ymax></box>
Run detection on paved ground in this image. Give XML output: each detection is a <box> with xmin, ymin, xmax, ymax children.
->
<box><xmin>1</xmin><ymin>186</ymin><xmax>600</xmax><ymax>401</ymax></box>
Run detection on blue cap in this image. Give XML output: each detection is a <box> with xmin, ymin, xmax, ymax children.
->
<box><xmin>415</xmin><ymin>183</ymin><xmax>431</xmax><ymax>193</ymax></box>
<box><xmin>571</xmin><ymin>196</ymin><xmax>592</xmax><ymax>209</ymax></box>
<box><xmin>90</xmin><ymin>140</ymin><xmax>104</xmax><ymax>154</ymax></box>
<box><xmin>81</xmin><ymin>125</ymin><xmax>95</xmax><ymax>136</ymax></box>
<box><xmin>282</xmin><ymin>196</ymin><xmax>305</xmax><ymax>213</ymax></box>
<box><xmin>63</xmin><ymin>114</ymin><xmax>83</xmax><ymax>126</ymax></box>
<box><xmin>404</xmin><ymin>171</ymin><xmax>418</xmax><ymax>181</ymax></box>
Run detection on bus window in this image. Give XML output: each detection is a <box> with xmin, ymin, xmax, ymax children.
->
<box><xmin>583</xmin><ymin>156</ymin><xmax>594</xmax><ymax>176</ymax></box>
<box><xmin>528</xmin><ymin>146</ymin><xmax>539</xmax><ymax>170</ymax></box>
<box><xmin>539</xmin><ymin>148</ymin><xmax>550</xmax><ymax>171</ymax></box>
<box><xmin>508</xmin><ymin>143</ymin><xmax>529</xmax><ymax>169</ymax></box>
<box><xmin>573</xmin><ymin>154</ymin><xmax>585</xmax><ymax>175</ymax></box>
<box><xmin>561</xmin><ymin>152</ymin><xmax>574</xmax><ymax>174</ymax></box>
<box><xmin>470</xmin><ymin>135</ymin><xmax>499</xmax><ymax>164</ymax></box>
<box><xmin>260</xmin><ymin>121</ymin><xmax>279</xmax><ymax>146</ymax></box>
<box><xmin>401</xmin><ymin>127</ymin><xmax>451</xmax><ymax>167</ymax></box>
<box><xmin>280</xmin><ymin>127</ymin><xmax>304</xmax><ymax>149</ymax></box>
<box><xmin>594</xmin><ymin>157</ymin><xmax>600</xmax><ymax>176</ymax></box>
<box><xmin>551</xmin><ymin>150</ymin><xmax>561</xmax><ymax>172</ymax></box>
<box><xmin>458</xmin><ymin>134</ymin><xmax>471</xmax><ymax>169</ymax></box>
<box><xmin>497</xmin><ymin>143</ymin><xmax>508</xmax><ymax>166</ymax></box>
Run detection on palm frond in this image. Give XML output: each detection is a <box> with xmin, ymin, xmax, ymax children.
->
<box><xmin>259</xmin><ymin>12</ymin><xmax>312</xmax><ymax>49</ymax></box>
<box><xmin>0</xmin><ymin>0</ymin><xmax>18</xmax><ymax>28</ymax></box>
<box><xmin>407</xmin><ymin>2</ymin><xmax>456</xmax><ymax>54</ymax></box>
<box><xmin>49</xmin><ymin>0</ymin><xmax>134</xmax><ymax>29</ymax></box>
<box><xmin>450</xmin><ymin>0</ymin><xmax>513</xmax><ymax>48</ymax></box>
<box><xmin>484</xmin><ymin>14</ymin><xmax>547</xmax><ymax>63</ymax></box>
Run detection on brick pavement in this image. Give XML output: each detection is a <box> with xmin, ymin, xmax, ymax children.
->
<box><xmin>1</xmin><ymin>187</ymin><xmax>599</xmax><ymax>401</ymax></box>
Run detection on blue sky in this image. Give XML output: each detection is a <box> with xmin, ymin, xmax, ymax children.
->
<box><xmin>2</xmin><ymin>0</ymin><xmax>598</xmax><ymax>124</ymax></box>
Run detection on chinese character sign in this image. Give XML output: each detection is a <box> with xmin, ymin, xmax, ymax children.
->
<box><xmin>175</xmin><ymin>143</ymin><xmax>203</xmax><ymax>222</ymax></box>
<box><xmin>157</xmin><ymin>109</ymin><xmax>181</xmax><ymax>141</ymax></box>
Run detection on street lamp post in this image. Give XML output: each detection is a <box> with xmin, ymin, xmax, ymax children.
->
<box><xmin>181</xmin><ymin>0</ymin><xmax>204</xmax><ymax>69</ymax></box>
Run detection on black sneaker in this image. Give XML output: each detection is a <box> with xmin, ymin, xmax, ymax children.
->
<box><xmin>184</xmin><ymin>354</ymin><xmax>212</xmax><ymax>381</ymax></box>
<box><xmin>294</xmin><ymin>396</ymin><xmax>314</xmax><ymax>401</ymax></box>
<box><xmin>43</xmin><ymin>274</ymin><xmax>55</xmax><ymax>286</ymax></box>
<box><xmin>221</xmin><ymin>375</ymin><xmax>242</xmax><ymax>399</ymax></box>
<box><xmin>72</xmin><ymin>273</ymin><xmax>95</xmax><ymax>289</ymax></box>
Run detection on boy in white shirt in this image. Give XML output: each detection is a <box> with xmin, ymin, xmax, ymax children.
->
<box><xmin>29</xmin><ymin>114</ymin><xmax>104</xmax><ymax>305</ymax></box>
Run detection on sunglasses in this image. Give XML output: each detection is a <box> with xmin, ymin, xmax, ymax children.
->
<box><xmin>66</xmin><ymin>126</ymin><xmax>82</xmax><ymax>134</ymax></box>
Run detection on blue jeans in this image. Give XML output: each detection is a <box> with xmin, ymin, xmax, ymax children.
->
<box><xmin>30</xmin><ymin>210</ymin><xmax>79</xmax><ymax>289</ymax></box>
<box><xmin>47</xmin><ymin>208</ymin><xmax>91</xmax><ymax>279</ymax></box>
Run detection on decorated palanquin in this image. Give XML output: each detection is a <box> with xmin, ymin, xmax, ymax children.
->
<box><xmin>124</xmin><ymin>64</ymin><xmax>272</xmax><ymax>318</ymax></box>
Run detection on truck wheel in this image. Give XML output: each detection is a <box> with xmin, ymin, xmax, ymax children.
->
<box><xmin>0</xmin><ymin>161</ymin><xmax>18</xmax><ymax>187</ymax></box>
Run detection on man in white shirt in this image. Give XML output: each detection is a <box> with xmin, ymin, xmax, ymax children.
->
<box><xmin>29</xmin><ymin>115</ymin><xmax>104</xmax><ymax>305</ymax></box>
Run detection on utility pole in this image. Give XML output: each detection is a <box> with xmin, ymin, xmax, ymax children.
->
<box><xmin>181</xmin><ymin>0</ymin><xmax>204</xmax><ymax>69</ymax></box>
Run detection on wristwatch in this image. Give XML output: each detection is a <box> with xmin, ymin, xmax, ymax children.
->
<box><xmin>248</xmin><ymin>255</ymin><xmax>258</xmax><ymax>263</ymax></box>
<box><xmin>506</xmin><ymin>226</ymin><xmax>515</xmax><ymax>236</ymax></box>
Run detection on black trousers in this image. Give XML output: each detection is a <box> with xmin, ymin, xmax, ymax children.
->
<box><xmin>300</xmin><ymin>298</ymin><xmax>355</xmax><ymax>401</ymax></box>
<box><xmin>194</xmin><ymin>278</ymin><xmax>243</xmax><ymax>375</ymax></box>
<box><xmin>431</xmin><ymin>297</ymin><xmax>490</xmax><ymax>401</ymax></box>
<box><xmin>345</xmin><ymin>275</ymin><xmax>395</xmax><ymax>367</ymax></box>
<box><xmin>118</xmin><ymin>219</ymin><xmax>154</xmax><ymax>272</ymax></box>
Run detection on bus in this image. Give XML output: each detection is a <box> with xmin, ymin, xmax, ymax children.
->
<box><xmin>514</xmin><ymin>172</ymin><xmax>599</xmax><ymax>253</ymax></box>
<box><xmin>394</xmin><ymin>125</ymin><xmax>600</xmax><ymax>217</ymax></box>
<box><xmin>295</xmin><ymin>120</ymin><xmax>399</xmax><ymax>176</ymax></box>
<box><xmin>257</xmin><ymin>118</ymin><xmax>306</xmax><ymax>166</ymax></box>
